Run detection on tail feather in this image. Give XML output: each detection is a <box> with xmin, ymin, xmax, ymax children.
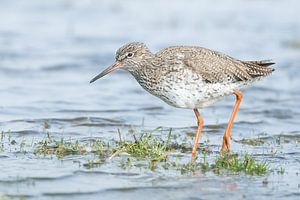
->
<box><xmin>242</xmin><ymin>60</ymin><xmax>275</xmax><ymax>78</ymax></box>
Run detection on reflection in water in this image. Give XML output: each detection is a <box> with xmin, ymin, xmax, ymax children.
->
<box><xmin>224</xmin><ymin>181</ymin><xmax>238</xmax><ymax>192</ymax></box>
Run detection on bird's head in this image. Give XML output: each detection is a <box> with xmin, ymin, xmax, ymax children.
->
<box><xmin>90</xmin><ymin>42</ymin><xmax>151</xmax><ymax>83</ymax></box>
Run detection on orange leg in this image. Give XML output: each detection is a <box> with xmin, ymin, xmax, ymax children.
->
<box><xmin>191</xmin><ymin>108</ymin><xmax>204</xmax><ymax>161</ymax></box>
<box><xmin>221</xmin><ymin>90</ymin><xmax>243</xmax><ymax>152</ymax></box>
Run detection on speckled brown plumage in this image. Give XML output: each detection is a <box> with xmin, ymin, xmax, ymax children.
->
<box><xmin>156</xmin><ymin>45</ymin><xmax>274</xmax><ymax>83</ymax></box>
<box><xmin>90</xmin><ymin>42</ymin><xmax>275</xmax><ymax>160</ymax></box>
<box><xmin>99</xmin><ymin>42</ymin><xmax>274</xmax><ymax>108</ymax></box>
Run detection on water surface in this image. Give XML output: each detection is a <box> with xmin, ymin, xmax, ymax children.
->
<box><xmin>0</xmin><ymin>0</ymin><xmax>300</xmax><ymax>199</ymax></box>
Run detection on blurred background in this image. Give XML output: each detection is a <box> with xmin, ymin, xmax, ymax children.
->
<box><xmin>0</xmin><ymin>0</ymin><xmax>299</xmax><ymax>127</ymax></box>
<box><xmin>0</xmin><ymin>0</ymin><xmax>300</xmax><ymax>199</ymax></box>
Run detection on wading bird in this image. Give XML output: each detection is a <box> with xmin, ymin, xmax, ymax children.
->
<box><xmin>90</xmin><ymin>42</ymin><xmax>274</xmax><ymax>161</ymax></box>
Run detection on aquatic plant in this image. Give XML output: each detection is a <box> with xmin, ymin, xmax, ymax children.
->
<box><xmin>0</xmin><ymin>129</ymin><xmax>272</xmax><ymax>175</ymax></box>
<box><xmin>212</xmin><ymin>152</ymin><xmax>269</xmax><ymax>175</ymax></box>
<box><xmin>112</xmin><ymin>129</ymin><xmax>172</xmax><ymax>160</ymax></box>
<box><xmin>34</xmin><ymin>133</ymin><xmax>87</xmax><ymax>158</ymax></box>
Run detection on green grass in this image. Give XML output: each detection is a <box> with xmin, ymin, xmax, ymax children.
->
<box><xmin>34</xmin><ymin>133</ymin><xmax>88</xmax><ymax>158</ymax></box>
<box><xmin>34</xmin><ymin>133</ymin><xmax>113</xmax><ymax>159</ymax></box>
<box><xmin>1</xmin><ymin>129</ymin><xmax>271</xmax><ymax>175</ymax></box>
<box><xmin>170</xmin><ymin>152</ymin><xmax>269</xmax><ymax>175</ymax></box>
<box><xmin>109</xmin><ymin>129</ymin><xmax>270</xmax><ymax>175</ymax></box>
<box><xmin>212</xmin><ymin>152</ymin><xmax>269</xmax><ymax>175</ymax></box>
<box><xmin>113</xmin><ymin>129</ymin><xmax>172</xmax><ymax>160</ymax></box>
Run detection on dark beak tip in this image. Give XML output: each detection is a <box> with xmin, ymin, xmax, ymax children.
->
<box><xmin>89</xmin><ymin>76</ymin><xmax>100</xmax><ymax>84</ymax></box>
<box><xmin>89</xmin><ymin>78</ymin><xmax>94</xmax><ymax>84</ymax></box>
<box><xmin>89</xmin><ymin>62</ymin><xmax>121</xmax><ymax>84</ymax></box>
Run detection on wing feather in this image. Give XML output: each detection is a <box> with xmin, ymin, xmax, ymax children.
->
<box><xmin>157</xmin><ymin>46</ymin><xmax>274</xmax><ymax>83</ymax></box>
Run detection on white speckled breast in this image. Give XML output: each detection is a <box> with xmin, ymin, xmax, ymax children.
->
<box><xmin>146</xmin><ymin>69</ymin><xmax>241</xmax><ymax>109</ymax></box>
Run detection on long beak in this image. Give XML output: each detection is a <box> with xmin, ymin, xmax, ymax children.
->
<box><xmin>90</xmin><ymin>62</ymin><xmax>122</xmax><ymax>83</ymax></box>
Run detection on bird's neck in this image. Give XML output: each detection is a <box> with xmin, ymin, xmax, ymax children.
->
<box><xmin>128</xmin><ymin>57</ymin><xmax>162</xmax><ymax>90</ymax></box>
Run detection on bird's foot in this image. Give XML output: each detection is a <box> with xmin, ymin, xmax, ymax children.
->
<box><xmin>221</xmin><ymin>135</ymin><xmax>231</xmax><ymax>153</ymax></box>
<box><xmin>191</xmin><ymin>148</ymin><xmax>197</xmax><ymax>162</ymax></box>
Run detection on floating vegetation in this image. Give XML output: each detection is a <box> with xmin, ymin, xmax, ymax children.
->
<box><xmin>0</xmin><ymin>129</ymin><xmax>273</xmax><ymax>175</ymax></box>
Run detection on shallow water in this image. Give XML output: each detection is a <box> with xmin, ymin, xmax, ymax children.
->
<box><xmin>0</xmin><ymin>0</ymin><xmax>300</xmax><ymax>199</ymax></box>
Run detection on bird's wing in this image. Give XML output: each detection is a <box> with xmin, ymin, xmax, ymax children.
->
<box><xmin>184</xmin><ymin>52</ymin><xmax>253</xmax><ymax>83</ymax></box>
<box><xmin>158</xmin><ymin>46</ymin><xmax>274</xmax><ymax>83</ymax></box>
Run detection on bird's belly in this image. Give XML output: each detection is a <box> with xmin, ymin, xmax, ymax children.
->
<box><xmin>153</xmin><ymin>80</ymin><xmax>239</xmax><ymax>109</ymax></box>
<box><xmin>136</xmin><ymin>68</ymin><xmax>242</xmax><ymax>109</ymax></box>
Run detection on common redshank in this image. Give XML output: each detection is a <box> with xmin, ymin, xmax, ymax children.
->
<box><xmin>90</xmin><ymin>42</ymin><xmax>274</xmax><ymax>160</ymax></box>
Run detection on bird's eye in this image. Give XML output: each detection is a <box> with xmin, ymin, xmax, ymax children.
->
<box><xmin>127</xmin><ymin>52</ymin><xmax>134</xmax><ymax>58</ymax></box>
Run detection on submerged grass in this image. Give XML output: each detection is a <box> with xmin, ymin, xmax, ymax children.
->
<box><xmin>236</xmin><ymin>138</ymin><xmax>265</xmax><ymax>146</ymax></box>
<box><xmin>34</xmin><ymin>133</ymin><xmax>111</xmax><ymax>158</ymax></box>
<box><xmin>34</xmin><ymin>133</ymin><xmax>87</xmax><ymax>158</ymax></box>
<box><xmin>0</xmin><ymin>129</ymin><xmax>271</xmax><ymax>175</ymax></box>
